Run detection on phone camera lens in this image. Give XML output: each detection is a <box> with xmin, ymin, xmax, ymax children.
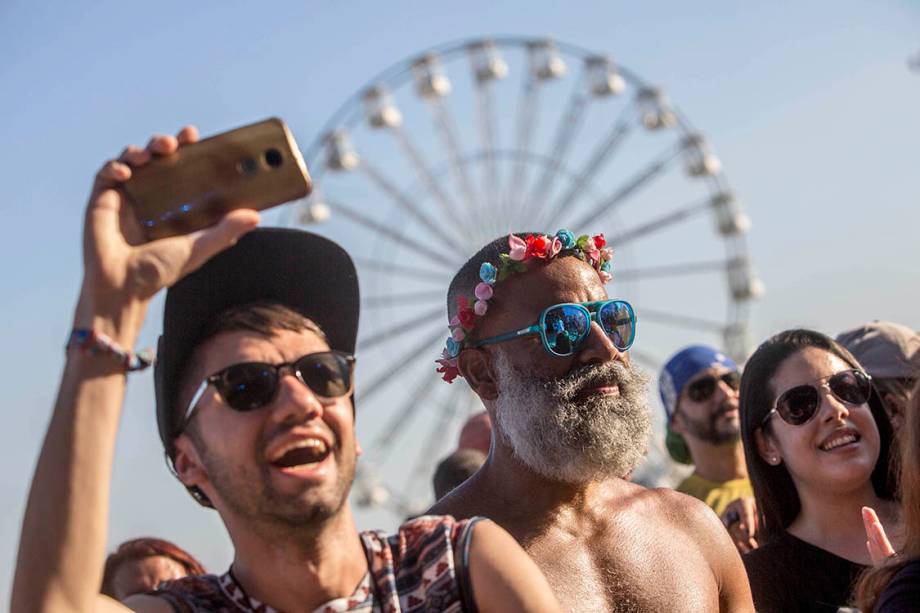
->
<box><xmin>264</xmin><ymin>148</ymin><xmax>284</xmax><ymax>168</ymax></box>
<box><xmin>237</xmin><ymin>157</ymin><xmax>259</xmax><ymax>176</ymax></box>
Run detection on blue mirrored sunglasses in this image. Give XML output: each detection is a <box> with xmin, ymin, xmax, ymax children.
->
<box><xmin>470</xmin><ymin>300</ymin><xmax>636</xmax><ymax>357</ymax></box>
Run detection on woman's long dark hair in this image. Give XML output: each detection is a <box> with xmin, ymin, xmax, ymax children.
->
<box><xmin>739</xmin><ymin>329</ymin><xmax>896</xmax><ymax>540</ymax></box>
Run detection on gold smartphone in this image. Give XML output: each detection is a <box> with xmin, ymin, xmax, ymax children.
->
<box><xmin>123</xmin><ymin>118</ymin><xmax>312</xmax><ymax>241</ymax></box>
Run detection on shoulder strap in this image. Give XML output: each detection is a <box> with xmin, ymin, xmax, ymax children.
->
<box><xmin>454</xmin><ymin>516</ymin><xmax>484</xmax><ymax>613</ymax></box>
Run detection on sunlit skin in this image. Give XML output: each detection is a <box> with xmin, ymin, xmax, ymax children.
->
<box><xmin>431</xmin><ymin>256</ymin><xmax>754</xmax><ymax>613</ymax></box>
<box><xmin>756</xmin><ymin>347</ymin><xmax>902</xmax><ymax>563</ymax></box>
<box><xmin>170</xmin><ymin>327</ymin><xmax>369</xmax><ymax>612</ymax></box>
<box><xmin>110</xmin><ymin>556</ymin><xmax>187</xmax><ymax>601</ymax></box>
<box><xmin>672</xmin><ymin>365</ymin><xmax>754</xmax><ymax>551</ymax></box>
<box><xmin>12</xmin><ymin>128</ymin><xmax>564</xmax><ymax>613</ymax></box>
<box><xmin>671</xmin><ymin>365</ymin><xmax>748</xmax><ymax>483</ymax></box>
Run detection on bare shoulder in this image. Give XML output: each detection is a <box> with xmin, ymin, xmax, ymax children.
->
<box><xmin>606</xmin><ymin>483</ymin><xmax>741</xmax><ymax>567</ymax></box>
<box><xmin>620</xmin><ymin>484</ymin><xmax>723</xmax><ymax>532</ymax></box>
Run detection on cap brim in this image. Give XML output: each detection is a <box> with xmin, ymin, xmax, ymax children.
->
<box><xmin>154</xmin><ymin>227</ymin><xmax>359</xmax><ymax>458</ymax></box>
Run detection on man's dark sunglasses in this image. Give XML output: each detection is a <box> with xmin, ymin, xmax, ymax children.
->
<box><xmin>685</xmin><ymin>371</ymin><xmax>741</xmax><ymax>403</ymax></box>
<box><xmin>183</xmin><ymin>351</ymin><xmax>356</xmax><ymax>424</ymax></box>
<box><xmin>761</xmin><ymin>369</ymin><xmax>872</xmax><ymax>427</ymax></box>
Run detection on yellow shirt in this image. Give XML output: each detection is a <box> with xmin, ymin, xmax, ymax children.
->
<box><xmin>676</xmin><ymin>474</ymin><xmax>753</xmax><ymax>516</ymax></box>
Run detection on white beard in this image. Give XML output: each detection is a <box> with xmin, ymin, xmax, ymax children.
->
<box><xmin>492</xmin><ymin>351</ymin><xmax>652</xmax><ymax>483</ymax></box>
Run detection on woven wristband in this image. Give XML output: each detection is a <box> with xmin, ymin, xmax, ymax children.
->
<box><xmin>66</xmin><ymin>329</ymin><xmax>154</xmax><ymax>372</ymax></box>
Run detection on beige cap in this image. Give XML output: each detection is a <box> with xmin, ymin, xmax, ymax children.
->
<box><xmin>836</xmin><ymin>320</ymin><xmax>920</xmax><ymax>379</ymax></box>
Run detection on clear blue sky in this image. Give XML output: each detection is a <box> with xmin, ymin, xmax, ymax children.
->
<box><xmin>1</xmin><ymin>0</ymin><xmax>918</xmax><ymax>602</ymax></box>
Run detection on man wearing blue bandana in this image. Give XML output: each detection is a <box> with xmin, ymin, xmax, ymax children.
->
<box><xmin>660</xmin><ymin>345</ymin><xmax>757</xmax><ymax>551</ymax></box>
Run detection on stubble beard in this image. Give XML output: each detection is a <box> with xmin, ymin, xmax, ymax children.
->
<box><xmin>491</xmin><ymin>350</ymin><xmax>652</xmax><ymax>484</ymax></box>
<box><xmin>679</xmin><ymin>400</ymin><xmax>741</xmax><ymax>446</ymax></box>
<box><xmin>189</xmin><ymin>427</ymin><xmax>355</xmax><ymax>535</ymax></box>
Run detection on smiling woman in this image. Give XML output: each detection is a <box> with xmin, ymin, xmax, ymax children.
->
<box><xmin>737</xmin><ymin>329</ymin><xmax>899</xmax><ymax>613</ymax></box>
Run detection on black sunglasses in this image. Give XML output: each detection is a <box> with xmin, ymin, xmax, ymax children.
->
<box><xmin>183</xmin><ymin>350</ymin><xmax>356</xmax><ymax>424</ymax></box>
<box><xmin>762</xmin><ymin>369</ymin><xmax>872</xmax><ymax>427</ymax></box>
<box><xmin>685</xmin><ymin>371</ymin><xmax>741</xmax><ymax>403</ymax></box>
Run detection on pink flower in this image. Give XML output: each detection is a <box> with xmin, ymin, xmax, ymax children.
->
<box><xmin>474</xmin><ymin>300</ymin><xmax>488</xmax><ymax>316</ymax></box>
<box><xmin>549</xmin><ymin>237</ymin><xmax>562</xmax><ymax>257</ymax></box>
<box><xmin>451</xmin><ymin>327</ymin><xmax>466</xmax><ymax>342</ymax></box>
<box><xmin>508</xmin><ymin>234</ymin><xmax>527</xmax><ymax>262</ymax></box>
<box><xmin>474</xmin><ymin>282</ymin><xmax>493</xmax><ymax>301</ymax></box>
<box><xmin>583</xmin><ymin>237</ymin><xmax>600</xmax><ymax>265</ymax></box>
<box><xmin>599</xmin><ymin>270</ymin><xmax>612</xmax><ymax>284</ymax></box>
<box><xmin>450</xmin><ymin>315</ymin><xmax>461</xmax><ymax>327</ymax></box>
<box><xmin>508</xmin><ymin>234</ymin><xmax>527</xmax><ymax>261</ymax></box>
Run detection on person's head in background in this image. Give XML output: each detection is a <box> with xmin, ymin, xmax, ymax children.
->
<box><xmin>856</xmin><ymin>380</ymin><xmax>920</xmax><ymax>612</ymax></box>
<box><xmin>458</xmin><ymin>411</ymin><xmax>492</xmax><ymax>454</ymax></box>
<box><xmin>739</xmin><ymin>328</ymin><xmax>896</xmax><ymax>540</ymax></box>
<box><xmin>660</xmin><ymin>345</ymin><xmax>742</xmax><ymax>469</ymax></box>
<box><xmin>433</xmin><ymin>448</ymin><xmax>487</xmax><ymax>501</ymax></box>
<box><xmin>101</xmin><ymin>537</ymin><xmax>205</xmax><ymax>601</ymax></box>
<box><xmin>837</xmin><ymin>320</ymin><xmax>920</xmax><ymax>430</ymax></box>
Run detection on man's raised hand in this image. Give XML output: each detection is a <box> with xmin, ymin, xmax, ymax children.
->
<box><xmin>78</xmin><ymin>126</ymin><xmax>259</xmax><ymax>342</ymax></box>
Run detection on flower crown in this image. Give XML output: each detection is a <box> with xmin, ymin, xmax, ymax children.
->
<box><xmin>436</xmin><ymin>229</ymin><xmax>614</xmax><ymax>383</ymax></box>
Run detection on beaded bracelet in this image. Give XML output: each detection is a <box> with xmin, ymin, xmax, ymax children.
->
<box><xmin>66</xmin><ymin>329</ymin><xmax>154</xmax><ymax>372</ymax></box>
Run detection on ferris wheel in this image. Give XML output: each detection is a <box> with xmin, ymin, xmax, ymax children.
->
<box><xmin>281</xmin><ymin>36</ymin><xmax>764</xmax><ymax>519</ymax></box>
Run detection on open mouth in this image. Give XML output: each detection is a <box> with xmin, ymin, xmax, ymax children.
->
<box><xmin>270</xmin><ymin>439</ymin><xmax>332</xmax><ymax>469</ymax></box>
<box><xmin>819</xmin><ymin>431</ymin><xmax>861</xmax><ymax>452</ymax></box>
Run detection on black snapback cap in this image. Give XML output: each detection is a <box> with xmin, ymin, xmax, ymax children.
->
<box><xmin>154</xmin><ymin>227</ymin><xmax>359</xmax><ymax>461</ymax></box>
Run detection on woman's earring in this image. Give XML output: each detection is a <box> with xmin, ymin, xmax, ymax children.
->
<box><xmin>768</xmin><ymin>456</ymin><xmax>780</xmax><ymax>465</ymax></box>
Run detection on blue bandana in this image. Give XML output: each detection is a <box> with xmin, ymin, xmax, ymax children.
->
<box><xmin>659</xmin><ymin>345</ymin><xmax>738</xmax><ymax>422</ymax></box>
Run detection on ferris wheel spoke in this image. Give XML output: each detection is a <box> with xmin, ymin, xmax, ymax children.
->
<box><xmin>391</xmin><ymin>127</ymin><xmax>473</xmax><ymax>236</ymax></box>
<box><xmin>638</xmin><ymin>307</ymin><xmax>727</xmax><ymax>334</ymax></box>
<box><xmin>427</xmin><ymin>98</ymin><xmax>482</xmax><ymax>219</ymax></box>
<box><xmin>476</xmin><ymin>81</ymin><xmax>501</xmax><ymax>233</ymax></box>
<box><xmin>614</xmin><ymin>259</ymin><xmax>728</xmax><ymax>281</ymax></box>
<box><xmin>571</xmin><ymin>142</ymin><xmax>684</xmax><ymax>233</ymax></box>
<box><xmin>329</xmin><ymin>199</ymin><xmax>459</xmax><ymax>270</ymax></box>
<box><xmin>364</xmin><ymin>290</ymin><xmax>444</xmax><ymax>309</ymax></box>
<box><xmin>539</xmin><ymin>104</ymin><xmax>637</xmax><ymax>230</ymax></box>
<box><xmin>502</xmin><ymin>75</ymin><xmax>539</xmax><ymax>223</ymax></box>
<box><xmin>608</xmin><ymin>196</ymin><xmax>713</xmax><ymax>247</ymax></box>
<box><xmin>358</xmin><ymin>161</ymin><xmax>467</xmax><ymax>257</ymax></box>
<box><xmin>368</xmin><ymin>374</ymin><xmax>443</xmax><ymax>464</ymax></box>
<box><xmin>359</xmin><ymin>326</ymin><xmax>447</xmax><ymax>403</ymax></box>
<box><xmin>354</xmin><ymin>258</ymin><xmax>449</xmax><ymax>283</ymax></box>
<box><xmin>520</xmin><ymin>70</ymin><xmax>591</xmax><ymax>223</ymax></box>
<box><xmin>359</xmin><ymin>306</ymin><xmax>444</xmax><ymax>351</ymax></box>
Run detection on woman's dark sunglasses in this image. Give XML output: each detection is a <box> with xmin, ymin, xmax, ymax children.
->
<box><xmin>761</xmin><ymin>369</ymin><xmax>872</xmax><ymax>427</ymax></box>
<box><xmin>686</xmin><ymin>371</ymin><xmax>741</xmax><ymax>403</ymax></box>
<box><xmin>183</xmin><ymin>350</ymin><xmax>356</xmax><ymax>424</ymax></box>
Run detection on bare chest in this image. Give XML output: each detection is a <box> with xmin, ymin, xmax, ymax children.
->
<box><xmin>522</xmin><ymin>523</ymin><xmax>720</xmax><ymax>613</ymax></box>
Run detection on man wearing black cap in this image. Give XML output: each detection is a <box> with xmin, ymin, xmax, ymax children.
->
<box><xmin>12</xmin><ymin>127</ymin><xmax>558</xmax><ymax>612</ymax></box>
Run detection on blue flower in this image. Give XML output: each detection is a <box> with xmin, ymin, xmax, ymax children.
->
<box><xmin>479</xmin><ymin>262</ymin><xmax>498</xmax><ymax>285</ymax></box>
<box><xmin>601</xmin><ymin>260</ymin><xmax>612</xmax><ymax>272</ymax></box>
<box><xmin>446</xmin><ymin>337</ymin><xmax>461</xmax><ymax>357</ymax></box>
<box><xmin>555</xmin><ymin>229</ymin><xmax>576</xmax><ymax>249</ymax></box>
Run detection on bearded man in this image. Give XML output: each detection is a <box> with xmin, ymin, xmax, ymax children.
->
<box><xmin>429</xmin><ymin>231</ymin><xmax>754</xmax><ymax>613</ymax></box>
<box><xmin>660</xmin><ymin>346</ymin><xmax>758</xmax><ymax>553</ymax></box>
